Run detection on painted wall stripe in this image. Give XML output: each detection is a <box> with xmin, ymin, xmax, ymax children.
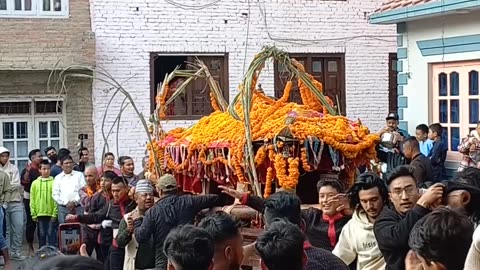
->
<box><xmin>417</xmin><ymin>34</ymin><xmax>480</xmax><ymax>56</ymax></box>
<box><xmin>398</xmin><ymin>96</ymin><xmax>408</xmax><ymax>108</ymax></box>
<box><xmin>397</xmin><ymin>48</ymin><xmax>408</xmax><ymax>59</ymax></box>
<box><xmin>397</xmin><ymin>35</ymin><xmax>403</xmax><ymax>47</ymax></box>
<box><xmin>398</xmin><ymin>73</ymin><xmax>408</xmax><ymax>85</ymax></box>
<box><xmin>397</xmin><ymin>60</ymin><xmax>403</xmax><ymax>72</ymax></box>
<box><xmin>369</xmin><ymin>0</ymin><xmax>480</xmax><ymax>24</ymax></box>
<box><xmin>399</xmin><ymin>121</ymin><xmax>408</xmax><ymax>131</ymax></box>
<box><xmin>398</xmin><ymin>108</ymin><xmax>404</xmax><ymax>120</ymax></box>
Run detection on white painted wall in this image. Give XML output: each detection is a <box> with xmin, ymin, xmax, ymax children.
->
<box><xmin>91</xmin><ymin>0</ymin><xmax>396</xmax><ymax>169</ymax></box>
<box><xmin>402</xmin><ymin>10</ymin><xmax>480</xmax><ymax>134</ymax></box>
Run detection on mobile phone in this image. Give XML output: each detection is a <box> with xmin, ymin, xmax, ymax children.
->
<box><xmin>58</xmin><ymin>223</ymin><xmax>83</xmax><ymax>255</ymax></box>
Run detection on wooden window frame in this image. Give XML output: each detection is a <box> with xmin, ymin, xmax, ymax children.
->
<box><xmin>0</xmin><ymin>97</ymin><xmax>66</xmax><ymax>167</ymax></box>
<box><xmin>150</xmin><ymin>53</ymin><xmax>229</xmax><ymax>121</ymax></box>
<box><xmin>430</xmin><ymin>60</ymin><xmax>480</xmax><ymax>162</ymax></box>
<box><xmin>0</xmin><ymin>0</ymin><xmax>68</xmax><ymax>18</ymax></box>
<box><xmin>273</xmin><ymin>53</ymin><xmax>346</xmax><ymax>114</ymax></box>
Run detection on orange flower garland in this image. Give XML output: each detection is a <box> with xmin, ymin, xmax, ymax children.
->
<box><xmin>147</xmin><ymin>58</ymin><xmax>379</xmax><ymax>192</ymax></box>
<box><xmin>263</xmin><ymin>167</ymin><xmax>274</xmax><ymax>198</ymax></box>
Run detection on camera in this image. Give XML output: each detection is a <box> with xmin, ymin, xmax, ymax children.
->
<box><xmin>78</xmin><ymin>134</ymin><xmax>88</xmax><ymax>140</ymax></box>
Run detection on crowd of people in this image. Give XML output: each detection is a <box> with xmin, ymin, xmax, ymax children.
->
<box><xmin>0</xmin><ymin>112</ymin><xmax>480</xmax><ymax>270</ymax></box>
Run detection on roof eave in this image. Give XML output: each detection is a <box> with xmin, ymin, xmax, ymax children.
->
<box><xmin>369</xmin><ymin>0</ymin><xmax>480</xmax><ymax>25</ymax></box>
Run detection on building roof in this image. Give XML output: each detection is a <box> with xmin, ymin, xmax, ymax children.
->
<box><xmin>374</xmin><ymin>0</ymin><xmax>437</xmax><ymax>13</ymax></box>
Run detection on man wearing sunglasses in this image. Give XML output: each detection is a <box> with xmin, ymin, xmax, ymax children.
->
<box><xmin>374</xmin><ymin>165</ymin><xmax>444</xmax><ymax>270</ymax></box>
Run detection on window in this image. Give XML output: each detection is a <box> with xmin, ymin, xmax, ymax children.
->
<box><xmin>274</xmin><ymin>54</ymin><xmax>346</xmax><ymax>114</ymax></box>
<box><xmin>150</xmin><ymin>54</ymin><xmax>229</xmax><ymax>120</ymax></box>
<box><xmin>0</xmin><ymin>0</ymin><xmax>67</xmax><ymax>17</ymax></box>
<box><xmin>0</xmin><ymin>99</ymin><xmax>65</xmax><ymax>168</ymax></box>
<box><xmin>431</xmin><ymin>61</ymin><xmax>480</xmax><ymax>161</ymax></box>
<box><xmin>389</xmin><ymin>53</ymin><xmax>398</xmax><ymax>113</ymax></box>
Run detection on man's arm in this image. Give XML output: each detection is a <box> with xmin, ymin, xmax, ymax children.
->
<box><xmin>11</xmin><ymin>166</ymin><xmax>21</xmax><ymax>188</ymax></box>
<box><xmin>52</xmin><ymin>176</ymin><xmax>63</xmax><ymax>205</ymax></box>
<box><xmin>30</xmin><ymin>182</ymin><xmax>38</xmax><ymax>220</ymax></box>
<box><xmin>374</xmin><ymin>205</ymin><xmax>429</xmax><ymax>251</ymax></box>
<box><xmin>77</xmin><ymin>203</ymin><xmax>108</xmax><ymax>224</ymax></box>
<box><xmin>332</xmin><ymin>222</ymin><xmax>356</xmax><ymax>265</ymax></box>
<box><xmin>116</xmin><ymin>218</ymin><xmax>132</xmax><ymax>248</ymax></box>
<box><xmin>134</xmin><ymin>208</ymin><xmax>154</xmax><ymax>244</ymax></box>
<box><xmin>190</xmin><ymin>194</ymin><xmax>231</xmax><ymax>213</ymax></box>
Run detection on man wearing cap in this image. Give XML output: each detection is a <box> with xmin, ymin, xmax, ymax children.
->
<box><xmin>377</xmin><ymin>113</ymin><xmax>410</xmax><ymax>178</ymax></box>
<box><xmin>379</xmin><ymin>112</ymin><xmax>410</xmax><ymax>140</ymax></box>
<box><xmin>116</xmin><ymin>180</ymin><xmax>155</xmax><ymax>270</ymax></box>
<box><xmin>133</xmin><ymin>174</ymin><xmax>233</xmax><ymax>270</ymax></box>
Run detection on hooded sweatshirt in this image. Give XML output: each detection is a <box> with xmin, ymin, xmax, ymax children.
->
<box><xmin>333</xmin><ymin>210</ymin><xmax>386</xmax><ymax>270</ymax></box>
<box><xmin>30</xmin><ymin>176</ymin><xmax>58</xmax><ymax>219</ymax></box>
<box><xmin>0</xmin><ymin>146</ymin><xmax>22</xmax><ymax>202</ymax></box>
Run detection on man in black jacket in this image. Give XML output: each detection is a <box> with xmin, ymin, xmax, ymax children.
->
<box><xmin>219</xmin><ymin>187</ymin><xmax>349</xmax><ymax>270</ymax></box>
<box><xmin>403</xmin><ymin>137</ymin><xmax>434</xmax><ymax>186</ymax></box>
<box><xmin>133</xmin><ymin>174</ymin><xmax>232</xmax><ymax>270</ymax></box>
<box><xmin>66</xmin><ymin>176</ymin><xmax>136</xmax><ymax>270</ymax></box>
<box><xmin>374</xmin><ymin>165</ymin><xmax>444</xmax><ymax>270</ymax></box>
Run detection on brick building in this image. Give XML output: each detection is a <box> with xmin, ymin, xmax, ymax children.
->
<box><xmin>91</xmin><ymin>0</ymin><xmax>397</xmax><ymax>168</ymax></box>
<box><xmin>0</xmin><ymin>0</ymin><xmax>95</xmax><ymax>168</ymax></box>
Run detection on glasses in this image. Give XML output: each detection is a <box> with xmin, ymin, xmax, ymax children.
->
<box><xmin>391</xmin><ymin>186</ymin><xmax>417</xmax><ymax>197</ymax></box>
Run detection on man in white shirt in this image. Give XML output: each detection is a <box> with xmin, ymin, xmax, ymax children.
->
<box><xmin>0</xmin><ymin>146</ymin><xmax>25</xmax><ymax>261</ymax></box>
<box><xmin>53</xmin><ymin>155</ymin><xmax>86</xmax><ymax>224</ymax></box>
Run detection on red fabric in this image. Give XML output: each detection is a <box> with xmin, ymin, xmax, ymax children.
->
<box><xmin>322</xmin><ymin>213</ymin><xmax>344</xmax><ymax>248</ymax></box>
<box><xmin>260</xmin><ymin>240</ymin><xmax>310</xmax><ymax>270</ymax></box>
<box><xmin>240</xmin><ymin>193</ymin><xmax>249</xmax><ymax>205</ymax></box>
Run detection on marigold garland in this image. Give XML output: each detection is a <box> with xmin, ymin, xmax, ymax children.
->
<box><xmin>263</xmin><ymin>167</ymin><xmax>274</xmax><ymax>198</ymax></box>
<box><xmin>148</xmin><ymin>58</ymin><xmax>379</xmax><ymax>190</ymax></box>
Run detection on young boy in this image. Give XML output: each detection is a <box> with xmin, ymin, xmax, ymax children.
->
<box><xmin>415</xmin><ymin>124</ymin><xmax>434</xmax><ymax>157</ymax></box>
<box><xmin>30</xmin><ymin>160</ymin><xmax>58</xmax><ymax>248</ymax></box>
<box><xmin>428</xmin><ymin>123</ymin><xmax>448</xmax><ymax>182</ymax></box>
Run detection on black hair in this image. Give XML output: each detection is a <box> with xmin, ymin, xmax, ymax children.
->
<box><xmin>35</xmin><ymin>255</ymin><xmax>103</xmax><ymax>270</ymax></box>
<box><xmin>57</xmin><ymin>148</ymin><xmax>71</xmax><ymax>161</ymax></box>
<box><xmin>78</xmin><ymin>147</ymin><xmax>88</xmax><ymax>156</ymax></box>
<box><xmin>386</xmin><ymin>165</ymin><xmax>417</xmax><ymax>186</ymax></box>
<box><xmin>198</xmin><ymin>211</ymin><xmax>241</xmax><ymax>245</ymax></box>
<box><xmin>28</xmin><ymin>149</ymin><xmax>41</xmax><ymax>161</ymax></box>
<box><xmin>102</xmin><ymin>170</ymin><xmax>118</xmax><ymax>181</ymax></box>
<box><xmin>142</xmin><ymin>156</ymin><xmax>150</xmax><ymax>167</ymax></box>
<box><xmin>17</xmin><ymin>246</ymin><xmax>63</xmax><ymax>270</ymax></box>
<box><xmin>39</xmin><ymin>160</ymin><xmax>51</xmax><ymax>168</ymax></box>
<box><xmin>429</xmin><ymin>123</ymin><xmax>443</xmax><ymax>137</ymax></box>
<box><xmin>163</xmin><ymin>225</ymin><xmax>214</xmax><ymax>270</ymax></box>
<box><xmin>403</xmin><ymin>136</ymin><xmax>420</xmax><ymax>150</ymax></box>
<box><xmin>118</xmin><ymin>156</ymin><xmax>133</xmax><ymax>166</ymax></box>
<box><xmin>456</xmin><ymin>167</ymin><xmax>480</xmax><ymax>189</ymax></box>
<box><xmin>316</xmin><ymin>178</ymin><xmax>345</xmax><ymax>193</ymax></box>
<box><xmin>60</xmin><ymin>155</ymin><xmax>73</xmax><ymax>164</ymax></box>
<box><xmin>263</xmin><ymin>191</ymin><xmax>302</xmax><ymax>226</ymax></box>
<box><xmin>44</xmin><ymin>146</ymin><xmax>56</xmax><ymax>155</ymax></box>
<box><xmin>416</xmin><ymin>124</ymin><xmax>429</xmax><ymax>134</ymax></box>
<box><xmin>104</xmin><ymin>152</ymin><xmax>114</xmax><ymax>158</ymax></box>
<box><xmin>112</xmin><ymin>176</ymin><xmax>127</xmax><ymax>186</ymax></box>
<box><xmin>255</xmin><ymin>218</ymin><xmax>305</xmax><ymax>270</ymax></box>
<box><xmin>409</xmin><ymin>208</ymin><xmax>473</xmax><ymax>270</ymax></box>
<box><xmin>347</xmin><ymin>172</ymin><xmax>389</xmax><ymax>210</ymax></box>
